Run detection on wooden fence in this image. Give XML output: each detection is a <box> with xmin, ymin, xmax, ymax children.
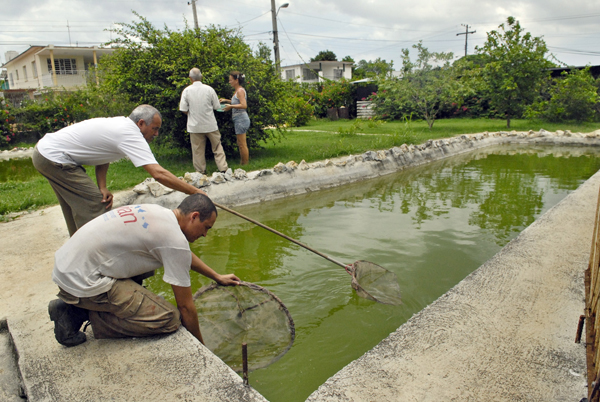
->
<box><xmin>585</xmin><ymin>186</ymin><xmax>600</xmax><ymax>401</ymax></box>
<box><xmin>356</xmin><ymin>100</ymin><xmax>375</xmax><ymax>119</ymax></box>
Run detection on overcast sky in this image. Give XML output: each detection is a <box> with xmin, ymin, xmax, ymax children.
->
<box><xmin>2</xmin><ymin>0</ymin><xmax>599</xmax><ymax>69</ymax></box>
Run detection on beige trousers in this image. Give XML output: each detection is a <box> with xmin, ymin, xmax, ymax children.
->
<box><xmin>190</xmin><ymin>130</ymin><xmax>228</xmax><ymax>173</ymax></box>
<box><xmin>32</xmin><ymin>147</ymin><xmax>107</xmax><ymax>236</ymax></box>
<box><xmin>58</xmin><ymin>279</ymin><xmax>181</xmax><ymax>339</ymax></box>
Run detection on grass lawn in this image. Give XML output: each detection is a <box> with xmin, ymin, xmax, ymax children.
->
<box><xmin>1</xmin><ymin>117</ymin><xmax>599</xmax><ymax>217</ymax></box>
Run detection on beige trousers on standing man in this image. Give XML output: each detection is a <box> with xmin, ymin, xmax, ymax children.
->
<box><xmin>32</xmin><ymin>147</ymin><xmax>107</xmax><ymax>236</ymax></box>
<box><xmin>190</xmin><ymin>130</ymin><xmax>228</xmax><ymax>173</ymax></box>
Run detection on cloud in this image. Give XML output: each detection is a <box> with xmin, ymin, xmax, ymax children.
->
<box><xmin>1</xmin><ymin>0</ymin><xmax>599</xmax><ymax>67</ymax></box>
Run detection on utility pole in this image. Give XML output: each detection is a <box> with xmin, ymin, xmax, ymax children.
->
<box><xmin>456</xmin><ymin>24</ymin><xmax>476</xmax><ymax>57</ymax></box>
<box><xmin>188</xmin><ymin>0</ymin><xmax>199</xmax><ymax>30</ymax></box>
<box><xmin>67</xmin><ymin>20</ymin><xmax>72</xmax><ymax>46</ymax></box>
<box><xmin>270</xmin><ymin>1</ymin><xmax>289</xmax><ymax>71</ymax></box>
<box><xmin>270</xmin><ymin>0</ymin><xmax>281</xmax><ymax>68</ymax></box>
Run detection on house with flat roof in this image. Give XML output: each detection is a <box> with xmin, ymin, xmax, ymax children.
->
<box><xmin>2</xmin><ymin>45</ymin><xmax>115</xmax><ymax>93</ymax></box>
<box><xmin>281</xmin><ymin>60</ymin><xmax>353</xmax><ymax>83</ymax></box>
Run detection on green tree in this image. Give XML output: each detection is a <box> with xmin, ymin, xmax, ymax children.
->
<box><xmin>449</xmin><ymin>56</ymin><xmax>494</xmax><ymax>118</ymax></box>
<box><xmin>370</xmin><ymin>43</ymin><xmax>455</xmax><ymax>126</ymax></box>
<box><xmin>311</xmin><ymin>50</ymin><xmax>337</xmax><ymax>61</ymax></box>
<box><xmin>477</xmin><ymin>16</ymin><xmax>553</xmax><ymax>128</ymax></box>
<box><xmin>398</xmin><ymin>42</ymin><xmax>454</xmax><ymax>129</ymax></box>
<box><xmin>354</xmin><ymin>58</ymin><xmax>394</xmax><ymax>79</ymax></box>
<box><xmin>98</xmin><ymin>13</ymin><xmax>286</xmax><ymax>154</ymax></box>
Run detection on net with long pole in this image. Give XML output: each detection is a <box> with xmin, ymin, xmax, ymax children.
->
<box><xmin>193</xmin><ymin>281</ymin><xmax>295</xmax><ymax>372</ymax></box>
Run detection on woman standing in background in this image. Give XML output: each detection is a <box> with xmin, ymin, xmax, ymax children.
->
<box><xmin>220</xmin><ymin>71</ymin><xmax>250</xmax><ymax>165</ymax></box>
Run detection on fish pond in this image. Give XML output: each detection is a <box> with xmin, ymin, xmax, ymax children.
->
<box><xmin>145</xmin><ymin>144</ymin><xmax>600</xmax><ymax>402</ymax></box>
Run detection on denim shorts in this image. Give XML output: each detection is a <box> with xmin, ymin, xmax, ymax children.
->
<box><xmin>232</xmin><ymin>113</ymin><xmax>251</xmax><ymax>135</ymax></box>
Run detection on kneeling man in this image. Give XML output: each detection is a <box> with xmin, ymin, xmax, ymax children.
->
<box><xmin>48</xmin><ymin>193</ymin><xmax>239</xmax><ymax>347</ymax></box>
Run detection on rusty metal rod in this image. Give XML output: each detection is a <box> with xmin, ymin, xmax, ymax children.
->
<box><xmin>214</xmin><ymin>202</ymin><xmax>348</xmax><ymax>269</ymax></box>
<box><xmin>242</xmin><ymin>342</ymin><xmax>248</xmax><ymax>385</ymax></box>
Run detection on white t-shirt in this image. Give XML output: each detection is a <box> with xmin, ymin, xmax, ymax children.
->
<box><xmin>179</xmin><ymin>81</ymin><xmax>220</xmax><ymax>133</ymax></box>
<box><xmin>36</xmin><ymin>116</ymin><xmax>158</xmax><ymax>167</ymax></box>
<box><xmin>52</xmin><ymin>204</ymin><xmax>192</xmax><ymax>297</ymax></box>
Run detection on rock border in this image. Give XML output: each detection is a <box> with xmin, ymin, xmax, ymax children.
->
<box><xmin>0</xmin><ymin>147</ymin><xmax>33</xmax><ymax>161</ymax></box>
<box><xmin>115</xmin><ymin>129</ymin><xmax>600</xmax><ymax>210</ymax></box>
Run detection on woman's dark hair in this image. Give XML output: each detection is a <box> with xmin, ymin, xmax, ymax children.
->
<box><xmin>230</xmin><ymin>71</ymin><xmax>245</xmax><ymax>86</ymax></box>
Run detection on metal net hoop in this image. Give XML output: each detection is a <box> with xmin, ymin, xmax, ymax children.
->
<box><xmin>350</xmin><ymin>260</ymin><xmax>402</xmax><ymax>305</ymax></box>
<box><xmin>193</xmin><ymin>281</ymin><xmax>295</xmax><ymax>372</ymax></box>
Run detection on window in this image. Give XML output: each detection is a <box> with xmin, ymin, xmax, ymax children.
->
<box><xmin>9</xmin><ymin>73</ymin><xmax>14</xmax><ymax>86</ymax></box>
<box><xmin>32</xmin><ymin>61</ymin><xmax>38</xmax><ymax>78</ymax></box>
<box><xmin>302</xmin><ymin>68</ymin><xmax>318</xmax><ymax>81</ymax></box>
<box><xmin>333</xmin><ymin>69</ymin><xmax>343</xmax><ymax>79</ymax></box>
<box><xmin>285</xmin><ymin>69</ymin><xmax>295</xmax><ymax>80</ymax></box>
<box><xmin>23</xmin><ymin>66</ymin><xmax>28</xmax><ymax>81</ymax></box>
<box><xmin>15</xmin><ymin>70</ymin><xmax>19</xmax><ymax>81</ymax></box>
<box><xmin>47</xmin><ymin>58</ymin><xmax>77</xmax><ymax>75</ymax></box>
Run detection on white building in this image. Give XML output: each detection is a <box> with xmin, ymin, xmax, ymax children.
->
<box><xmin>281</xmin><ymin>60</ymin><xmax>353</xmax><ymax>83</ymax></box>
<box><xmin>2</xmin><ymin>45</ymin><xmax>115</xmax><ymax>92</ymax></box>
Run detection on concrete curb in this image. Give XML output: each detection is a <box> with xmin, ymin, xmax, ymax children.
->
<box><xmin>9</xmin><ymin>309</ymin><xmax>268</xmax><ymax>401</ymax></box>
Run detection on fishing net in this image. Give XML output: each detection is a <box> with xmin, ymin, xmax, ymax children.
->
<box><xmin>193</xmin><ymin>281</ymin><xmax>295</xmax><ymax>372</ymax></box>
<box><xmin>348</xmin><ymin>260</ymin><xmax>402</xmax><ymax>305</ymax></box>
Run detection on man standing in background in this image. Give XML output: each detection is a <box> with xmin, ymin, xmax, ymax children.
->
<box><xmin>179</xmin><ymin>68</ymin><xmax>228</xmax><ymax>174</ymax></box>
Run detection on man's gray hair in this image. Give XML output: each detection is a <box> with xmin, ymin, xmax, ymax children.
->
<box><xmin>189</xmin><ymin>68</ymin><xmax>202</xmax><ymax>81</ymax></box>
<box><xmin>129</xmin><ymin>105</ymin><xmax>162</xmax><ymax>124</ymax></box>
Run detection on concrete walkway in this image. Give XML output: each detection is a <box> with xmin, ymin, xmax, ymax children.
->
<box><xmin>0</xmin><ymin>131</ymin><xmax>598</xmax><ymax>401</ymax></box>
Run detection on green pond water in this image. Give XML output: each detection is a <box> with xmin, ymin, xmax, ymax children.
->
<box><xmin>3</xmin><ymin>144</ymin><xmax>598</xmax><ymax>400</ymax></box>
<box><xmin>143</xmin><ymin>144</ymin><xmax>600</xmax><ymax>402</ymax></box>
<box><xmin>0</xmin><ymin>157</ymin><xmax>38</xmax><ymax>183</ymax></box>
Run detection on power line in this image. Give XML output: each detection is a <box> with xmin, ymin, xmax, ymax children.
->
<box><xmin>547</xmin><ymin>46</ymin><xmax>600</xmax><ymax>57</ymax></box>
<box><xmin>227</xmin><ymin>11</ymin><xmax>271</xmax><ymax>29</ymax></box>
<box><xmin>283</xmin><ymin>11</ymin><xmax>438</xmax><ymax>33</ymax></box>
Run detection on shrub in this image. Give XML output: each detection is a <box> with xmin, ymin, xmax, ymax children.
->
<box><xmin>10</xmin><ymin>88</ymin><xmax>135</xmax><ymax>143</ymax></box>
<box><xmin>526</xmin><ymin>67</ymin><xmax>599</xmax><ymax>122</ymax></box>
<box><xmin>0</xmin><ymin>102</ymin><xmax>17</xmax><ymax>149</ymax></box>
<box><xmin>284</xmin><ymin>96</ymin><xmax>314</xmax><ymax>126</ymax></box>
<box><xmin>369</xmin><ymin>79</ymin><xmax>418</xmax><ymax>121</ymax></box>
<box><xmin>307</xmin><ymin>80</ymin><xmax>355</xmax><ymax>118</ymax></box>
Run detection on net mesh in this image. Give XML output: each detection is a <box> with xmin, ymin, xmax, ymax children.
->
<box><xmin>193</xmin><ymin>281</ymin><xmax>295</xmax><ymax>372</ymax></box>
<box><xmin>350</xmin><ymin>260</ymin><xmax>402</xmax><ymax>305</ymax></box>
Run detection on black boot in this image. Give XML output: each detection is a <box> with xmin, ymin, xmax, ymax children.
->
<box><xmin>48</xmin><ymin>299</ymin><xmax>88</xmax><ymax>347</ymax></box>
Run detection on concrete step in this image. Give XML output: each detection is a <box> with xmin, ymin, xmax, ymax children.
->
<box><xmin>7</xmin><ymin>309</ymin><xmax>268</xmax><ymax>401</ymax></box>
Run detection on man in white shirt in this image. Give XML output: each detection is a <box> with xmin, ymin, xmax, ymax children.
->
<box><xmin>179</xmin><ymin>68</ymin><xmax>228</xmax><ymax>174</ymax></box>
<box><xmin>33</xmin><ymin>104</ymin><xmax>206</xmax><ymax>236</ymax></box>
<box><xmin>48</xmin><ymin>193</ymin><xmax>240</xmax><ymax>347</ymax></box>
